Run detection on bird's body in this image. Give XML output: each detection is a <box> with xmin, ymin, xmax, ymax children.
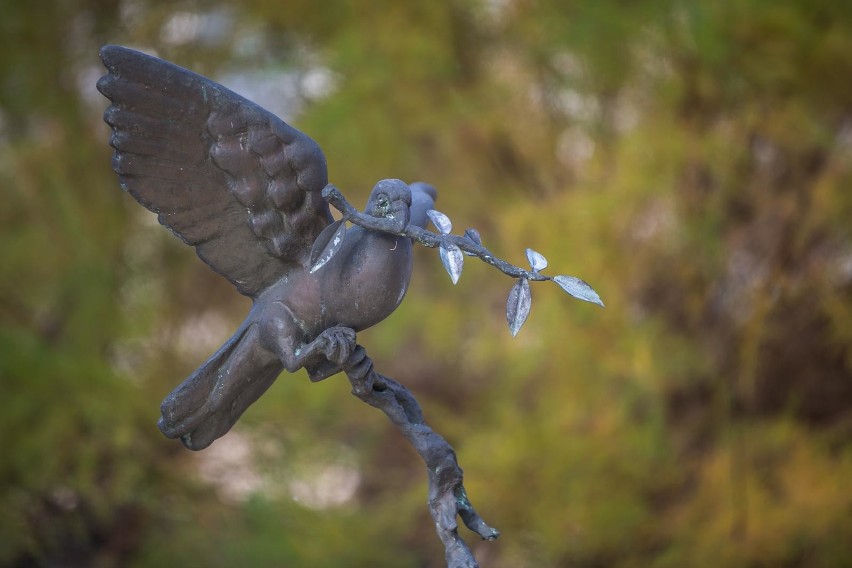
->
<box><xmin>158</xmin><ymin>187</ymin><xmax>433</xmax><ymax>450</ymax></box>
<box><xmin>97</xmin><ymin>45</ymin><xmax>436</xmax><ymax>450</ymax></box>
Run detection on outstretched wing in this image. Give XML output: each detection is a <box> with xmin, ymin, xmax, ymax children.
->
<box><xmin>97</xmin><ymin>45</ymin><xmax>333</xmax><ymax>296</ymax></box>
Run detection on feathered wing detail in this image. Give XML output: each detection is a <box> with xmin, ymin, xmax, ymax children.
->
<box><xmin>97</xmin><ymin>45</ymin><xmax>333</xmax><ymax>296</ymax></box>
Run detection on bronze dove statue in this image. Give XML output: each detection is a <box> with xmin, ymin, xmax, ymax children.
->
<box><xmin>97</xmin><ymin>45</ymin><xmax>436</xmax><ymax>450</ymax></box>
<box><xmin>98</xmin><ymin>45</ymin><xmax>605</xmax><ymax>567</ymax></box>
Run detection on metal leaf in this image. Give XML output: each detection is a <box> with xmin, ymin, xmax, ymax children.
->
<box><xmin>309</xmin><ymin>220</ymin><xmax>347</xmax><ymax>274</ymax></box>
<box><xmin>506</xmin><ymin>278</ymin><xmax>532</xmax><ymax>337</ymax></box>
<box><xmin>427</xmin><ymin>209</ymin><xmax>453</xmax><ymax>235</ymax></box>
<box><xmin>553</xmin><ymin>275</ymin><xmax>605</xmax><ymax>307</ymax></box>
<box><xmin>526</xmin><ymin>248</ymin><xmax>548</xmax><ymax>272</ymax></box>
<box><xmin>439</xmin><ymin>243</ymin><xmax>464</xmax><ymax>284</ymax></box>
<box><xmin>463</xmin><ymin>228</ymin><xmax>482</xmax><ymax>256</ymax></box>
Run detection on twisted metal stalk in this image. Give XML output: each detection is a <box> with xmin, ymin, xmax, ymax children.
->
<box><xmin>342</xmin><ymin>346</ymin><xmax>499</xmax><ymax>568</ymax></box>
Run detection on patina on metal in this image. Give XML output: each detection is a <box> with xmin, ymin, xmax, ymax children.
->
<box><xmin>97</xmin><ymin>45</ymin><xmax>497</xmax><ymax>568</ymax></box>
<box><xmin>98</xmin><ymin>45</ymin><xmax>602</xmax><ymax>568</ymax></box>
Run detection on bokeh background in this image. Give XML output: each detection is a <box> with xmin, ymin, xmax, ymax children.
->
<box><xmin>2</xmin><ymin>1</ymin><xmax>852</xmax><ymax>566</ymax></box>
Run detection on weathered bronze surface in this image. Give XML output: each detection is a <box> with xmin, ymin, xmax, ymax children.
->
<box><xmin>98</xmin><ymin>45</ymin><xmax>497</xmax><ymax>567</ymax></box>
<box><xmin>98</xmin><ymin>45</ymin><xmax>602</xmax><ymax>568</ymax></box>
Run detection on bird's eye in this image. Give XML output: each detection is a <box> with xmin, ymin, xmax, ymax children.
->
<box><xmin>377</xmin><ymin>194</ymin><xmax>389</xmax><ymax>208</ymax></box>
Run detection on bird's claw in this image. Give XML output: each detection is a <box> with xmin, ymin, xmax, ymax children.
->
<box><xmin>317</xmin><ymin>325</ymin><xmax>356</xmax><ymax>366</ymax></box>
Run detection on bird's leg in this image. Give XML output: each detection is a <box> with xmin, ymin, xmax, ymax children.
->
<box><xmin>259</xmin><ymin>302</ymin><xmax>356</xmax><ymax>375</ymax></box>
<box><xmin>267</xmin><ymin>324</ymin><xmax>355</xmax><ymax>374</ymax></box>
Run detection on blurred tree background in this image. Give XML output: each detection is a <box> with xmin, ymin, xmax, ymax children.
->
<box><xmin>2</xmin><ymin>0</ymin><xmax>851</xmax><ymax>566</ymax></box>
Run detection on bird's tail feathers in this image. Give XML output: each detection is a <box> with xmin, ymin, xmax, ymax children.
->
<box><xmin>158</xmin><ymin>323</ymin><xmax>282</xmax><ymax>450</ymax></box>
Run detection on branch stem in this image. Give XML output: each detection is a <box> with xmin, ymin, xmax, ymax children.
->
<box><xmin>342</xmin><ymin>346</ymin><xmax>499</xmax><ymax>568</ymax></box>
<box><xmin>323</xmin><ymin>184</ymin><xmax>549</xmax><ymax>282</ymax></box>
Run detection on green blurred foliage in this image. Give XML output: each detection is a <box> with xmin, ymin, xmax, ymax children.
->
<box><xmin>2</xmin><ymin>0</ymin><xmax>851</xmax><ymax>566</ymax></box>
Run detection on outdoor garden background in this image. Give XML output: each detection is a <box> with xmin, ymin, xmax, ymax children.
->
<box><xmin>2</xmin><ymin>1</ymin><xmax>851</xmax><ymax>566</ymax></box>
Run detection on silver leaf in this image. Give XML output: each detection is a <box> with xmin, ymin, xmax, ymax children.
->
<box><xmin>506</xmin><ymin>278</ymin><xmax>532</xmax><ymax>337</ymax></box>
<box><xmin>427</xmin><ymin>209</ymin><xmax>453</xmax><ymax>235</ymax></box>
<box><xmin>526</xmin><ymin>248</ymin><xmax>548</xmax><ymax>272</ymax></box>
<box><xmin>463</xmin><ymin>228</ymin><xmax>482</xmax><ymax>256</ymax></box>
<box><xmin>464</xmin><ymin>228</ymin><xmax>482</xmax><ymax>245</ymax></box>
<box><xmin>309</xmin><ymin>220</ymin><xmax>347</xmax><ymax>274</ymax></box>
<box><xmin>439</xmin><ymin>243</ymin><xmax>464</xmax><ymax>284</ymax></box>
<box><xmin>553</xmin><ymin>275</ymin><xmax>605</xmax><ymax>307</ymax></box>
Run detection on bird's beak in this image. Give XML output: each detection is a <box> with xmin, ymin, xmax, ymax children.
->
<box><xmin>387</xmin><ymin>201</ymin><xmax>410</xmax><ymax>230</ymax></box>
<box><xmin>388</xmin><ymin>201</ymin><xmax>407</xmax><ymax>217</ymax></box>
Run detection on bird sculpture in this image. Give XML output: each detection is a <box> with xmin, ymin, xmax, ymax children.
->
<box><xmin>97</xmin><ymin>45</ymin><xmax>437</xmax><ymax>450</ymax></box>
<box><xmin>98</xmin><ymin>45</ymin><xmax>605</xmax><ymax>567</ymax></box>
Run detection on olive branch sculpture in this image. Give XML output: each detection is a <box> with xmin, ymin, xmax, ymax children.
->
<box><xmin>319</xmin><ymin>184</ymin><xmax>604</xmax><ymax>336</ymax></box>
<box><xmin>97</xmin><ymin>45</ymin><xmax>602</xmax><ymax>568</ymax></box>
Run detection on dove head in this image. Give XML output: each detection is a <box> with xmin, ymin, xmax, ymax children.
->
<box><xmin>367</xmin><ymin>179</ymin><xmax>412</xmax><ymax>226</ymax></box>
